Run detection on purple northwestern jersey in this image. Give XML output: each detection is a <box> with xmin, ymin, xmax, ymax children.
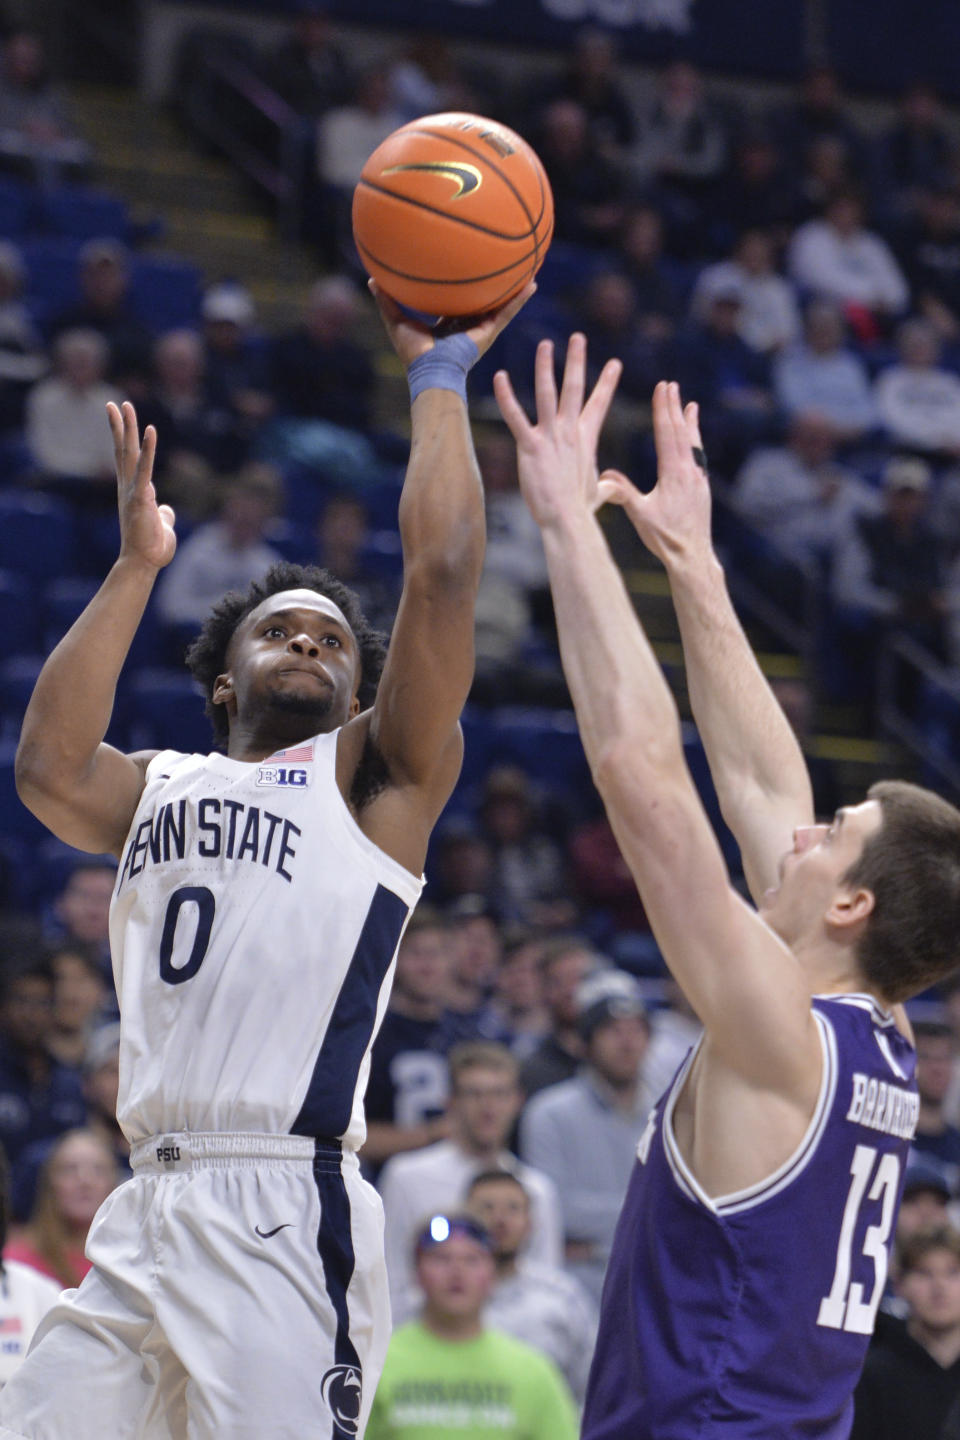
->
<box><xmin>582</xmin><ymin>993</ymin><xmax>917</xmax><ymax>1440</ymax></box>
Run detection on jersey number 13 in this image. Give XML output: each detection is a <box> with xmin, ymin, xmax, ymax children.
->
<box><xmin>817</xmin><ymin>1143</ymin><xmax>901</xmax><ymax>1335</ymax></box>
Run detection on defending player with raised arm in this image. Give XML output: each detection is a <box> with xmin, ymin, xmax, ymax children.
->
<box><xmin>2</xmin><ymin>284</ymin><xmax>532</xmax><ymax>1440</ymax></box>
<box><xmin>494</xmin><ymin>337</ymin><xmax>960</xmax><ymax>1440</ymax></box>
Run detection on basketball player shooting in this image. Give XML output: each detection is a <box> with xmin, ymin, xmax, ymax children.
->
<box><xmin>0</xmin><ymin>282</ymin><xmax>531</xmax><ymax>1440</ymax></box>
<box><xmin>494</xmin><ymin>335</ymin><xmax>960</xmax><ymax>1439</ymax></box>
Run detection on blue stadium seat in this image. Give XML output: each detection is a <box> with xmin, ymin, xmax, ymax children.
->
<box><xmin>0</xmin><ymin>571</ymin><xmax>40</xmax><ymax>663</ymax></box>
<box><xmin>0</xmin><ymin>655</ymin><xmax>43</xmax><ymax>734</ymax></box>
<box><xmin>0</xmin><ymin>741</ymin><xmax>47</xmax><ymax>841</ymax></box>
<box><xmin>0</xmin><ymin>176</ymin><xmax>36</xmax><ymax>238</ymax></box>
<box><xmin>130</xmin><ymin>256</ymin><xmax>203</xmax><ymax>331</ymax></box>
<box><xmin>42</xmin><ymin>576</ymin><xmax>98</xmax><ymax>651</ymax></box>
<box><xmin>39</xmin><ymin>186</ymin><xmax>131</xmax><ymax>242</ymax></box>
<box><xmin>19</xmin><ymin>236</ymin><xmax>85</xmax><ymax>320</ymax></box>
<box><xmin>125</xmin><ymin>668</ymin><xmax>212</xmax><ymax>755</ymax></box>
<box><xmin>0</xmin><ymin>491</ymin><xmax>75</xmax><ymax>583</ymax></box>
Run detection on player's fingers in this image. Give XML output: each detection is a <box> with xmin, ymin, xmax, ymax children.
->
<box><xmin>582</xmin><ymin>357</ymin><xmax>623</xmax><ymax>440</ymax></box>
<box><xmin>533</xmin><ymin>339</ymin><xmax>558</xmax><ymax>425</ymax></box>
<box><xmin>157</xmin><ymin>503</ymin><xmax>176</xmax><ymax>527</ymax></box>
<box><xmin>492</xmin><ymin>368</ymin><xmax>530</xmax><ymax>441</ymax></box>
<box><xmin>557</xmin><ymin>332</ymin><xmax>586</xmax><ymax>422</ymax></box>
<box><xmin>652</xmin><ymin>381</ymin><xmax>684</xmax><ymax>475</ymax></box>
<box><xmin>367</xmin><ymin>279</ymin><xmax>403</xmax><ymax>326</ymax></box>
<box><xmin>136</xmin><ymin>424</ymin><xmax>158</xmax><ymax>483</ymax></box>
<box><xmin>684</xmin><ymin>401</ymin><xmax>708</xmax><ymax>473</ymax></box>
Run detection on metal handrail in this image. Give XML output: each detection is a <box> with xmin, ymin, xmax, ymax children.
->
<box><xmin>877</xmin><ymin>634</ymin><xmax>960</xmax><ymax>801</ymax></box>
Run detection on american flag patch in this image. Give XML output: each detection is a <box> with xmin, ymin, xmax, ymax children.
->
<box><xmin>269</xmin><ymin>742</ymin><xmax>314</xmax><ymax>763</ymax></box>
<box><xmin>0</xmin><ymin>1318</ymin><xmax>23</xmax><ymax>1334</ymax></box>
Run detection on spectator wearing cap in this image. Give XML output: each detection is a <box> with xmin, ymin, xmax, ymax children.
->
<box><xmin>0</xmin><ymin>240</ymin><xmax>46</xmax><ymax>433</ymax></box>
<box><xmin>367</xmin><ymin>1212</ymin><xmax>577</xmax><ymax>1440</ymax></box>
<box><xmin>379</xmin><ymin>1041</ymin><xmax>562</xmax><ymax>1313</ymax></box>
<box><xmin>897</xmin><ymin>1165</ymin><xmax>952</xmax><ymax>1240</ymax></box>
<box><xmin>829</xmin><ymin>453</ymin><xmax>949</xmax><ymax>709</ymax></box>
<box><xmin>910</xmin><ymin>1020</ymin><xmax>960</xmax><ymax>1196</ymax></box>
<box><xmin>519</xmin><ymin>937</ymin><xmax>603</xmax><ymax>1099</ymax></box>
<box><xmin>519</xmin><ymin>969</ymin><xmax>658</xmax><ymax>1303</ymax></box>
<box><xmin>479</xmin><ymin>767</ymin><xmax>574</xmax><ymax>929</ymax></box>
<box><xmin>851</xmin><ymin>1225</ymin><xmax>960</xmax><ymax>1440</ymax></box>
<box><xmin>200</xmin><ymin>282</ymin><xmax>273</xmax><ymax>429</ymax></box>
<box><xmin>0</xmin><ymin>1144</ymin><xmax>60</xmax><ymax>1392</ymax></box>
<box><xmin>874</xmin><ymin>317</ymin><xmax>960</xmax><ymax>458</ymax></box>
<box><xmin>49</xmin><ymin>240</ymin><xmax>153</xmax><ymax>391</ymax></box>
<box><xmin>467</xmin><ymin>1169</ymin><xmax>598</xmax><ymax>1407</ymax></box>
<box><xmin>155</xmin><ymin>463</ymin><xmax>286</xmax><ymax>634</ymax></box>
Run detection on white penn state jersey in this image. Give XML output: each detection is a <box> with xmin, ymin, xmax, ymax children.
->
<box><xmin>110</xmin><ymin>730</ymin><xmax>424</xmax><ymax>1149</ymax></box>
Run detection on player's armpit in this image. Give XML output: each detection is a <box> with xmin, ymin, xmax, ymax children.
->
<box><xmin>15</xmin><ymin>743</ymin><xmax>154</xmax><ymax>857</ymax></box>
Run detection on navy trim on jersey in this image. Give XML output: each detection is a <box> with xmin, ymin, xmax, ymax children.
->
<box><xmin>312</xmin><ymin>1141</ymin><xmax>363</xmax><ymax>1438</ymax></box>
<box><xmin>292</xmin><ymin>883</ymin><xmax>410</xmax><ymax>1139</ymax></box>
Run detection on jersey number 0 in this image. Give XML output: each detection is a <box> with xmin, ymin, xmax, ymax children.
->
<box><xmin>159</xmin><ymin>886</ymin><xmax>216</xmax><ymax>985</ymax></box>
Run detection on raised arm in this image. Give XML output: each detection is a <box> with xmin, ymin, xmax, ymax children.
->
<box><xmin>15</xmin><ymin>403</ymin><xmax>175</xmax><ymax>855</ymax></box>
<box><xmin>597</xmin><ymin>389</ymin><xmax>814</xmax><ymax>904</ymax></box>
<box><xmin>494</xmin><ymin>342</ymin><xmax>818</xmax><ymax>1094</ymax></box>
<box><xmin>364</xmin><ymin>284</ymin><xmax>532</xmax><ymax>830</ymax></box>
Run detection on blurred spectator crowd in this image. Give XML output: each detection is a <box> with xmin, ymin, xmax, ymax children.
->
<box><xmin>3</xmin><ymin>6</ymin><xmax>960</xmax><ymax>1431</ymax></box>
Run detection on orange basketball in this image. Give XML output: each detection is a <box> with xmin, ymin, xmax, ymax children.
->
<box><xmin>352</xmin><ymin>112</ymin><xmax>554</xmax><ymax>318</ymax></box>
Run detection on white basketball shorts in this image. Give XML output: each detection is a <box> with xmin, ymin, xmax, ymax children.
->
<box><xmin>0</xmin><ymin>1133</ymin><xmax>390</xmax><ymax>1440</ymax></box>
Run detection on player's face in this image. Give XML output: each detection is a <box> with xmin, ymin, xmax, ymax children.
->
<box><xmin>899</xmin><ymin>1250</ymin><xmax>960</xmax><ymax>1330</ymax></box>
<box><xmin>468</xmin><ymin>1183</ymin><xmax>530</xmax><ymax>1260</ymax></box>
<box><xmin>218</xmin><ymin>590</ymin><xmax>361</xmax><ymax>737</ymax></box>
<box><xmin>452</xmin><ymin>1066</ymin><xmax>521</xmax><ymax>1150</ymax></box>
<box><xmin>760</xmin><ymin>801</ymin><xmax>883</xmax><ymax>945</ymax></box>
<box><xmin>416</xmin><ymin>1235</ymin><xmax>495</xmax><ymax>1320</ymax></box>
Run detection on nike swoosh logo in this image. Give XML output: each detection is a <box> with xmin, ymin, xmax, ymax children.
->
<box><xmin>255</xmin><ymin>1223</ymin><xmax>293</xmax><ymax>1239</ymax></box>
<box><xmin>382</xmin><ymin>160</ymin><xmax>483</xmax><ymax>199</ymax></box>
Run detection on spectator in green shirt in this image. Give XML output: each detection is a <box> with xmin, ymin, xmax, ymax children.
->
<box><xmin>367</xmin><ymin>1213</ymin><xmax>578</xmax><ymax>1440</ymax></box>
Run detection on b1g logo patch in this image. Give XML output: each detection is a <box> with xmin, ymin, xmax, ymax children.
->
<box><xmin>256</xmin><ymin>765</ymin><xmax>311</xmax><ymax>789</ymax></box>
<box><xmin>321</xmin><ymin>1365</ymin><xmax>362</xmax><ymax>1436</ymax></box>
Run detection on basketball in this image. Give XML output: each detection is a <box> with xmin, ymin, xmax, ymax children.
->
<box><xmin>352</xmin><ymin>112</ymin><xmax>554</xmax><ymax>318</ymax></box>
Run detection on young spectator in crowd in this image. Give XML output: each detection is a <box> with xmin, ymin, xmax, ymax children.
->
<box><xmin>199</xmin><ymin>282</ymin><xmax>273</xmax><ymax>431</ymax></box>
<box><xmin>24</xmin><ymin>328</ymin><xmax>119</xmax><ymax>499</ymax></box>
<box><xmin>47</xmin><ymin>941</ymin><xmax>109</xmax><ymax>1071</ymax></box>
<box><xmin>427</xmin><ymin>821</ymin><xmax>496</xmax><ymax>913</ymax></box>
<box><xmin>732</xmin><ymin>412</ymin><xmax>876</xmax><ymax>571</ymax></box>
<box><xmin>0</xmin><ymin>28</ymin><xmax>91</xmax><ymax>184</ymax></box>
<box><xmin>47</xmin><ymin>859</ymin><xmax>115</xmax><ymax>972</ymax></box>
<box><xmin>264</xmin><ymin>1</ymin><xmax>353</xmax><ymax>118</ymax></box>
<box><xmin>0</xmin><ymin>1146</ymin><xmax>60</xmax><ymax>1392</ymax></box>
<box><xmin>615</xmin><ymin>204</ymin><xmax>684</xmax><ymax>342</ymax></box>
<box><xmin>851</xmin><ymin>1226</ymin><xmax>960</xmax><ymax>1440</ymax></box>
<box><xmin>911</xmin><ymin>1020</ymin><xmax>960</xmax><ymax>1195</ymax></box>
<box><xmin>773</xmin><ymin>298</ymin><xmax>877</xmax><ymax>446</ymax></box>
<box><xmin>519</xmin><ymin>969</ymin><xmax>658</xmax><ymax>1303</ymax></box>
<box><xmin>155</xmin><ymin>463</ymin><xmax>286</xmax><ymax>633</ymax></box>
<box><xmin>367</xmin><ymin>1214</ymin><xmax>577</xmax><ymax>1440</ymax></box>
<box><xmin>484</xmin><ymin>927</ymin><xmax>549</xmax><ymax>1060</ymax></box>
<box><xmin>532</xmin><ymin>98</ymin><xmax>627</xmax><ymax>249</ymax></box>
<box><xmin>896</xmin><ymin>1165</ymin><xmax>953</xmax><ymax>1240</ymax></box>
<box><xmin>0</xmin><ymin>931</ymin><xmax>86</xmax><ymax>1194</ymax></box>
<box><xmin>899</xmin><ymin>181</ymin><xmax>960</xmax><ymax>348</ymax></box>
<box><xmin>771</xmin><ymin>64</ymin><xmax>866</xmax><ymax>176</ymax></box>
<box><xmin>873</xmin><ymin>316</ymin><xmax>960</xmax><ymax>458</ymax></box>
<box><xmin>380</xmin><ymin>1041</ymin><xmax>562</xmax><ymax>1312</ymax></box>
<box><xmin>362</xmin><ymin>908</ymin><xmax>456</xmax><ymax>1170</ymax></box>
<box><xmin>442</xmin><ymin>897</ymin><xmax>511</xmax><ymax>1045</ymax></box>
<box><xmin>138</xmin><ymin>327</ymin><xmax>248</xmax><ymax>481</ymax></box>
<box><xmin>671</xmin><ymin>281</ymin><xmax>777</xmax><ymax>474</ymax></box>
<box><xmin>269</xmin><ymin>275</ymin><xmax>375</xmax><ymax>433</ymax></box>
<box><xmin>872</xmin><ymin>81</ymin><xmax>956</xmax><ymax>229</ymax></box>
<box><xmin>519</xmin><ymin>936</ymin><xmax>602</xmax><ymax>1098</ymax></box>
<box><xmin>467</xmin><ymin>1169</ymin><xmax>598</xmax><ymax>1408</ymax></box>
<box><xmin>787</xmin><ymin>189</ymin><xmax>910</xmax><ymax>338</ymax></box>
<box><xmin>689</xmin><ymin>228</ymin><xmax>801</xmax><ymax>357</ymax></box>
<box><xmin>4</xmin><ymin>1129</ymin><xmax>117</xmax><ymax>1289</ymax></box>
<box><xmin>49</xmin><ymin>240</ymin><xmax>153</xmax><ymax>392</ymax></box>
<box><xmin>0</xmin><ymin>241</ymin><xmax>46</xmax><ymax>433</ymax></box>
<box><xmin>314</xmin><ymin>490</ymin><xmax>400</xmax><ymax>636</ymax></box>
<box><xmin>479</xmin><ymin>767</ymin><xmax>574</xmax><ymax>929</ymax></box>
<box><xmin>829</xmin><ymin>454</ymin><xmax>949</xmax><ymax>705</ymax></box>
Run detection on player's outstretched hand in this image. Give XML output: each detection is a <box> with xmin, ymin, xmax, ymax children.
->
<box><xmin>107</xmin><ymin>400</ymin><xmax>177</xmax><ymax>572</ymax></box>
<box><xmin>368</xmin><ymin>279</ymin><xmax>536</xmax><ymax>366</ymax></box>
<box><xmin>598</xmin><ymin>380</ymin><xmax>714</xmax><ymax>570</ymax></box>
<box><xmin>493</xmin><ymin>332</ymin><xmax>622</xmax><ymax>529</ymax></box>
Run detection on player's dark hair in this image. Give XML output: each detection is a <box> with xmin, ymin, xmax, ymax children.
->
<box><xmin>185</xmin><ymin>562</ymin><xmax>388</xmax><ymax>748</ymax></box>
<box><xmin>844</xmin><ymin>781</ymin><xmax>960</xmax><ymax>1003</ymax></box>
